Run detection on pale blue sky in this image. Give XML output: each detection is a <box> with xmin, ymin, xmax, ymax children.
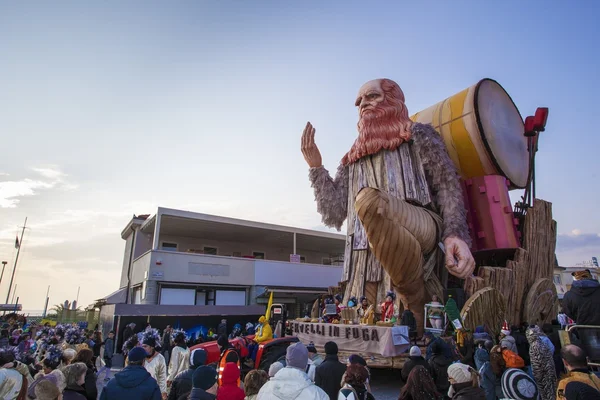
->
<box><xmin>1</xmin><ymin>1</ymin><xmax>598</xmax><ymax>310</ymax></box>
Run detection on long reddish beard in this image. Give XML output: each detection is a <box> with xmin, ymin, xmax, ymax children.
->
<box><xmin>342</xmin><ymin>103</ymin><xmax>413</xmax><ymax>165</ymax></box>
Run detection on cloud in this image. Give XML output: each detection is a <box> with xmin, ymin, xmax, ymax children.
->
<box><xmin>0</xmin><ymin>166</ymin><xmax>76</xmax><ymax>208</ymax></box>
<box><xmin>556</xmin><ymin>231</ymin><xmax>600</xmax><ymax>267</ymax></box>
<box><xmin>557</xmin><ymin>231</ymin><xmax>600</xmax><ymax>252</ymax></box>
<box><xmin>32</xmin><ymin>167</ymin><xmax>65</xmax><ymax>180</ymax></box>
<box><xmin>0</xmin><ymin>179</ymin><xmax>55</xmax><ymax>208</ymax></box>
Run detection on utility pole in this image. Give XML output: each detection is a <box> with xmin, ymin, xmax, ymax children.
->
<box><xmin>10</xmin><ymin>285</ymin><xmax>17</xmax><ymax>304</ymax></box>
<box><xmin>6</xmin><ymin>218</ymin><xmax>27</xmax><ymax>304</ymax></box>
<box><xmin>42</xmin><ymin>286</ymin><xmax>50</xmax><ymax>318</ymax></box>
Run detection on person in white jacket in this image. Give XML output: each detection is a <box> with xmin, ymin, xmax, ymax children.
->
<box><xmin>257</xmin><ymin>342</ymin><xmax>328</xmax><ymax>400</ymax></box>
<box><xmin>167</xmin><ymin>331</ymin><xmax>190</xmax><ymax>387</ymax></box>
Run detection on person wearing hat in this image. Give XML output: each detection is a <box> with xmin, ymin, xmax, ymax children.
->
<box><xmin>167</xmin><ymin>331</ymin><xmax>190</xmax><ymax>388</ymax></box>
<box><xmin>380</xmin><ymin>291</ymin><xmax>396</xmax><ymax>322</ymax></box>
<box><xmin>501</xmin><ymin>368</ymin><xmax>539</xmax><ymax>400</ymax></box>
<box><xmin>141</xmin><ymin>331</ymin><xmax>168</xmax><ymax>399</ymax></box>
<box><xmin>189</xmin><ymin>365</ymin><xmax>218</xmax><ymax>400</ymax></box>
<box><xmin>168</xmin><ymin>348</ymin><xmax>207</xmax><ymax>400</ymax></box>
<box><xmin>499</xmin><ymin>321</ymin><xmax>518</xmax><ymax>353</ymax></box>
<box><xmin>100</xmin><ymin>347</ymin><xmax>161</xmax><ymax>400</ymax></box>
<box><xmin>563</xmin><ymin>269</ymin><xmax>600</xmax><ymax>326</ymax></box>
<box><xmin>216</xmin><ymin>335</ymin><xmax>240</xmax><ymax>387</ymax></box>
<box><xmin>257</xmin><ymin>342</ymin><xmax>328</xmax><ymax>399</ymax></box>
<box><xmin>446</xmin><ymin>362</ymin><xmax>485</xmax><ymax>399</ymax></box>
<box><xmin>315</xmin><ymin>341</ymin><xmax>346</xmax><ymax>400</ymax></box>
<box><xmin>401</xmin><ymin>346</ymin><xmax>430</xmax><ymax>384</ymax></box>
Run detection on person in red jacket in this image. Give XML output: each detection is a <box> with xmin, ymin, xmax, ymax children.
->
<box><xmin>216</xmin><ymin>362</ymin><xmax>244</xmax><ymax>400</ymax></box>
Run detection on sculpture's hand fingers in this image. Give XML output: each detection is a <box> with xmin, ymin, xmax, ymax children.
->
<box><xmin>302</xmin><ymin>122</ymin><xmax>310</xmax><ymax>148</ymax></box>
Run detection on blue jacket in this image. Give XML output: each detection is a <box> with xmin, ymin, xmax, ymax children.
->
<box><xmin>100</xmin><ymin>365</ymin><xmax>161</xmax><ymax>400</ymax></box>
<box><xmin>474</xmin><ymin>348</ymin><xmax>490</xmax><ymax>371</ymax></box>
<box><xmin>478</xmin><ymin>361</ymin><xmax>496</xmax><ymax>400</ymax></box>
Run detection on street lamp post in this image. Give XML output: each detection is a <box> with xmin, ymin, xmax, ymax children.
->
<box><xmin>0</xmin><ymin>261</ymin><xmax>6</xmax><ymax>288</ymax></box>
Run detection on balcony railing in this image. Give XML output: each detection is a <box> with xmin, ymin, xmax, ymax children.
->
<box><xmin>131</xmin><ymin>250</ymin><xmax>342</xmax><ymax>289</ymax></box>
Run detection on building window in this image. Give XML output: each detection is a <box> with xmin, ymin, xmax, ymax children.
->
<box><xmin>161</xmin><ymin>242</ymin><xmax>178</xmax><ymax>252</ymax></box>
<box><xmin>253</xmin><ymin>251</ymin><xmax>265</xmax><ymax>259</ymax></box>
<box><xmin>322</xmin><ymin>257</ymin><xmax>332</xmax><ymax>266</ymax></box>
<box><xmin>203</xmin><ymin>246</ymin><xmax>218</xmax><ymax>255</ymax></box>
<box><xmin>206</xmin><ymin>290</ymin><xmax>215</xmax><ymax>306</ymax></box>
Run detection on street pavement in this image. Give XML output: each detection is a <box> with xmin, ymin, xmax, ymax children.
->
<box><xmin>370</xmin><ymin>368</ymin><xmax>402</xmax><ymax>400</ymax></box>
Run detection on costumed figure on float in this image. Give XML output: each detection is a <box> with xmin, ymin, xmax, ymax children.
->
<box><xmin>380</xmin><ymin>291</ymin><xmax>397</xmax><ymax>323</ymax></box>
<box><xmin>302</xmin><ymin>78</ymin><xmax>475</xmax><ymax>334</ymax></box>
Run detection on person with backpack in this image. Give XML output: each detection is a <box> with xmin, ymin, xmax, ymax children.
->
<box><xmin>338</xmin><ymin>364</ymin><xmax>374</xmax><ymax>400</ymax></box>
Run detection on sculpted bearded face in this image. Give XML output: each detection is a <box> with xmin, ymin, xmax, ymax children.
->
<box><xmin>342</xmin><ymin>79</ymin><xmax>413</xmax><ymax>165</ymax></box>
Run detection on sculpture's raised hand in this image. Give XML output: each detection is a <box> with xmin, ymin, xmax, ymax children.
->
<box><xmin>301</xmin><ymin>122</ymin><xmax>323</xmax><ymax>168</ymax></box>
<box><xmin>443</xmin><ymin>236</ymin><xmax>475</xmax><ymax>279</ymax></box>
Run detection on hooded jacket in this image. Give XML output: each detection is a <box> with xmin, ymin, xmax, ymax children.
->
<box><xmin>168</xmin><ymin>349</ymin><xmax>207</xmax><ymax>400</ymax></box>
<box><xmin>257</xmin><ymin>367</ymin><xmax>329</xmax><ymax>400</ymax></box>
<box><xmin>216</xmin><ymin>362</ymin><xmax>244</xmax><ymax>400</ymax></box>
<box><xmin>563</xmin><ymin>279</ymin><xmax>600</xmax><ymax>325</ymax></box>
<box><xmin>500</xmin><ymin>335</ymin><xmax>518</xmax><ymax>353</ymax></box>
<box><xmin>99</xmin><ymin>365</ymin><xmax>161</xmax><ymax>400</ymax></box>
<box><xmin>527</xmin><ymin>326</ymin><xmax>557</xmax><ymax>400</ymax></box>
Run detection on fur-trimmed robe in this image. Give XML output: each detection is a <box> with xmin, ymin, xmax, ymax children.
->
<box><xmin>309</xmin><ymin>122</ymin><xmax>470</xmax><ymax>307</ymax></box>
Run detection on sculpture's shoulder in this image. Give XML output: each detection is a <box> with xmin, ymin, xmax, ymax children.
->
<box><xmin>410</xmin><ymin>122</ymin><xmax>445</xmax><ymax>151</ymax></box>
<box><xmin>411</xmin><ymin>122</ymin><xmax>441</xmax><ymax>141</ymax></box>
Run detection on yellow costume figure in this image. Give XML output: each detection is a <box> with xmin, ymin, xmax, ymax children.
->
<box><xmin>255</xmin><ymin>316</ymin><xmax>272</xmax><ymax>343</ymax></box>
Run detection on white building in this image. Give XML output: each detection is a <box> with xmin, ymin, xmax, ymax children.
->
<box><xmin>98</xmin><ymin>207</ymin><xmax>345</xmax><ymax>329</ymax></box>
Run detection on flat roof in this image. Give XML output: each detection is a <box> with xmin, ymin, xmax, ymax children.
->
<box><xmin>139</xmin><ymin>207</ymin><xmax>345</xmax><ymax>245</ymax></box>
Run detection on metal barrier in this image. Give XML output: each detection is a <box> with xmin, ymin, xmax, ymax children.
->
<box><xmin>560</xmin><ymin>324</ymin><xmax>600</xmax><ymax>367</ymax></box>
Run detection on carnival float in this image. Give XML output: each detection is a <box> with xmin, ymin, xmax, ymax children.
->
<box><xmin>294</xmin><ymin>78</ymin><xmax>557</xmax><ymax>368</ymax></box>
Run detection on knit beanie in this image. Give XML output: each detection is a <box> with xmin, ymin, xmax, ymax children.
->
<box><xmin>127</xmin><ymin>347</ymin><xmax>147</xmax><ymax>363</ymax></box>
<box><xmin>268</xmin><ymin>361</ymin><xmax>284</xmax><ymax>378</ymax></box>
<box><xmin>193</xmin><ymin>366</ymin><xmax>218</xmax><ymax>390</ymax></box>
<box><xmin>324</xmin><ymin>341</ymin><xmax>338</xmax><ymax>355</ymax></box>
<box><xmin>447</xmin><ymin>363</ymin><xmax>473</xmax><ymax>384</ymax></box>
<box><xmin>190</xmin><ymin>348</ymin><xmax>207</xmax><ymax>368</ymax></box>
<box><xmin>286</xmin><ymin>342</ymin><xmax>308</xmax><ymax>371</ymax></box>
<box><xmin>409</xmin><ymin>346</ymin><xmax>422</xmax><ymax>357</ymax></box>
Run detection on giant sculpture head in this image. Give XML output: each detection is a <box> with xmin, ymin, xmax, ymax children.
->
<box><xmin>342</xmin><ymin>79</ymin><xmax>413</xmax><ymax>165</ymax></box>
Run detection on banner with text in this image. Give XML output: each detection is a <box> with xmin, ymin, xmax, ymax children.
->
<box><xmin>290</xmin><ymin>322</ymin><xmax>410</xmax><ymax>357</ymax></box>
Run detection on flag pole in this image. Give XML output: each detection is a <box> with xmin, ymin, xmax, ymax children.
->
<box><xmin>6</xmin><ymin>217</ymin><xmax>27</xmax><ymax>305</ymax></box>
